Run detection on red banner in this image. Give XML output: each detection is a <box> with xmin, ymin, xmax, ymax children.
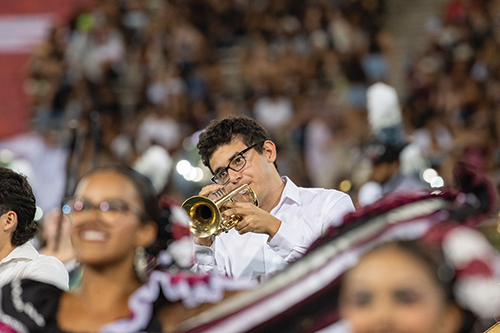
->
<box><xmin>0</xmin><ymin>0</ymin><xmax>94</xmax><ymax>139</ymax></box>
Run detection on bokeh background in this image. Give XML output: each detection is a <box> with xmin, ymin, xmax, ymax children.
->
<box><xmin>1</xmin><ymin>0</ymin><xmax>500</xmax><ymax>245</ymax></box>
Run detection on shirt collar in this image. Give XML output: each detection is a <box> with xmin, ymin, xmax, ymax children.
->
<box><xmin>0</xmin><ymin>241</ymin><xmax>38</xmax><ymax>264</ymax></box>
<box><xmin>279</xmin><ymin>176</ymin><xmax>301</xmax><ymax>205</ymax></box>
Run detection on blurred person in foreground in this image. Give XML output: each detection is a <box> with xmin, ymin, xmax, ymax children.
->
<box><xmin>0</xmin><ymin>166</ymin><xmax>68</xmax><ymax>290</ymax></box>
<box><xmin>339</xmin><ymin>240</ymin><xmax>467</xmax><ymax>333</ymax></box>
<box><xmin>0</xmin><ymin>166</ymin><xmax>248</xmax><ymax>333</ymax></box>
<box><xmin>177</xmin><ymin>162</ymin><xmax>500</xmax><ymax>332</ymax></box>
<box><xmin>191</xmin><ymin>116</ymin><xmax>355</xmax><ymax>282</ymax></box>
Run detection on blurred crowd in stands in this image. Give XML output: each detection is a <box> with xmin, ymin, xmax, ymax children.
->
<box><xmin>21</xmin><ymin>0</ymin><xmax>388</xmax><ymax>200</ymax></box>
<box><xmin>9</xmin><ymin>0</ymin><xmax>500</xmax><ymax>224</ymax></box>
<box><xmin>1</xmin><ymin>2</ymin><xmax>500</xmax><ymax>330</ymax></box>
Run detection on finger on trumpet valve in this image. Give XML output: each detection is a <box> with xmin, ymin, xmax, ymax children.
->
<box><xmin>209</xmin><ymin>189</ymin><xmax>224</xmax><ymax>200</ymax></box>
<box><xmin>214</xmin><ymin>189</ymin><xmax>225</xmax><ymax>198</ymax></box>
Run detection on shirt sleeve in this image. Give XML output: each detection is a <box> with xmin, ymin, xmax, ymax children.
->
<box><xmin>191</xmin><ymin>239</ymin><xmax>231</xmax><ymax>278</ymax></box>
<box><xmin>322</xmin><ymin>193</ymin><xmax>356</xmax><ymax>229</ymax></box>
<box><xmin>25</xmin><ymin>256</ymin><xmax>70</xmax><ymax>291</ymax></box>
<box><xmin>191</xmin><ymin>242</ymin><xmax>217</xmax><ymax>275</ymax></box>
<box><xmin>267</xmin><ymin>221</ymin><xmax>306</xmax><ymax>263</ymax></box>
<box><xmin>268</xmin><ymin>193</ymin><xmax>355</xmax><ymax>263</ymax></box>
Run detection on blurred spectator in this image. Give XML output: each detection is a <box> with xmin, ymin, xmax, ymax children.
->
<box><xmin>253</xmin><ymin>87</ymin><xmax>294</xmax><ymax>146</ymax></box>
<box><xmin>411</xmin><ymin>111</ymin><xmax>454</xmax><ymax>168</ymax></box>
<box><xmin>366</xmin><ymin>81</ymin><xmax>405</xmax><ymax>148</ymax></box>
<box><xmin>358</xmin><ymin>142</ymin><xmax>427</xmax><ymax>206</ymax></box>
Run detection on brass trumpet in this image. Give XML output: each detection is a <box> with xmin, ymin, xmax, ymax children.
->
<box><xmin>182</xmin><ymin>184</ymin><xmax>259</xmax><ymax>238</ymax></box>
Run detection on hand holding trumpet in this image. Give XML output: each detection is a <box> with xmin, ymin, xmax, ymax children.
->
<box><xmin>184</xmin><ymin>183</ymin><xmax>280</xmax><ymax>247</ymax></box>
<box><xmin>220</xmin><ymin>201</ymin><xmax>281</xmax><ymax>237</ymax></box>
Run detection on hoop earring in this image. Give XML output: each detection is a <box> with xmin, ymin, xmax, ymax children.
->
<box><xmin>134</xmin><ymin>246</ymin><xmax>148</xmax><ymax>283</ymax></box>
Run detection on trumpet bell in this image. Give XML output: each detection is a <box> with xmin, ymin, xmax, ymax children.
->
<box><xmin>182</xmin><ymin>184</ymin><xmax>258</xmax><ymax>238</ymax></box>
<box><xmin>182</xmin><ymin>196</ymin><xmax>221</xmax><ymax>238</ymax></box>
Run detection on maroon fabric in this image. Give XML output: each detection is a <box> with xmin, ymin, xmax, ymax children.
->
<box><xmin>0</xmin><ymin>323</ymin><xmax>19</xmax><ymax>333</ymax></box>
<box><xmin>456</xmin><ymin>259</ymin><xmax>494</xmax><ymax>278</ymax></box>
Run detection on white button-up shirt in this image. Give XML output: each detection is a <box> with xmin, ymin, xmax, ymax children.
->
<box><xmin>192</xmin><ymin>177</ymin><xmax>356</xmax><ymax>282</ymax></box>
<box><xmin>0</xmin><ymin>242</ymin><xmax>69</xmax><ymax>290</ymax></box>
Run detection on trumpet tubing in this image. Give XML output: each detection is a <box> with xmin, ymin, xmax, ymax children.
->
<box><xmin>182</xmin><ymin>184</ymin><xmax>258</xmax><ymax>238</ymax></box>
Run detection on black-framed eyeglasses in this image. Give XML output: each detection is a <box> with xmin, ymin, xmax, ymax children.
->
<box><xmin>211</xmin><ymin>144</ymin><xmax>257</xmax><ymax>185</ymax></box>
<box><xmin>62</xmin><ymin>196</ymin><xmax>148</xmax><ymax>226</ymax></box>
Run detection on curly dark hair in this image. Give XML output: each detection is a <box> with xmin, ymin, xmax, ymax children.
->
<box><xmin>197</xmin><ymin>116</ymin><xmax>276</xmax><ymax>173</ymax></box>
<box><xmin>0</xmin><ymin>167</ymin><xmax>38</xmax><ymax>247</ymax></box>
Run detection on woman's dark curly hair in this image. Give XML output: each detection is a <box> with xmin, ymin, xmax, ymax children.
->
<box><xmin>0</xmin><ymin>167</ymin><xmax>38</xmax><ymax>247</ymax></box>
<box><xmin>197</xmin><ymin>116</ymin><xmax>277</xmax><ymax>173</ymax></box>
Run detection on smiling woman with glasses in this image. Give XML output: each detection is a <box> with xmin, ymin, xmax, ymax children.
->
<box><xmin>62</xmin><ymin>196</ymin><xmax>150</xmax><ymax>226</ymax></box>
<box><xmin>0</xmin><ymin>165</ymin><xmax>250</xmax><ymax>333</ymax></box>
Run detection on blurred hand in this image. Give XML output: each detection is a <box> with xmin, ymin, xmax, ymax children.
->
<box><xmin>39</xmin><ymin>209</ymin><xmax>76</xmax><ymax>263</ymax></box>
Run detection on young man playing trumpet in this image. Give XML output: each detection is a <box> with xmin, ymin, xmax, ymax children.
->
<box><xmin>191</xmin><ymin>116</ymin><xmax>355</xmax><ymax>282</ymax></box>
